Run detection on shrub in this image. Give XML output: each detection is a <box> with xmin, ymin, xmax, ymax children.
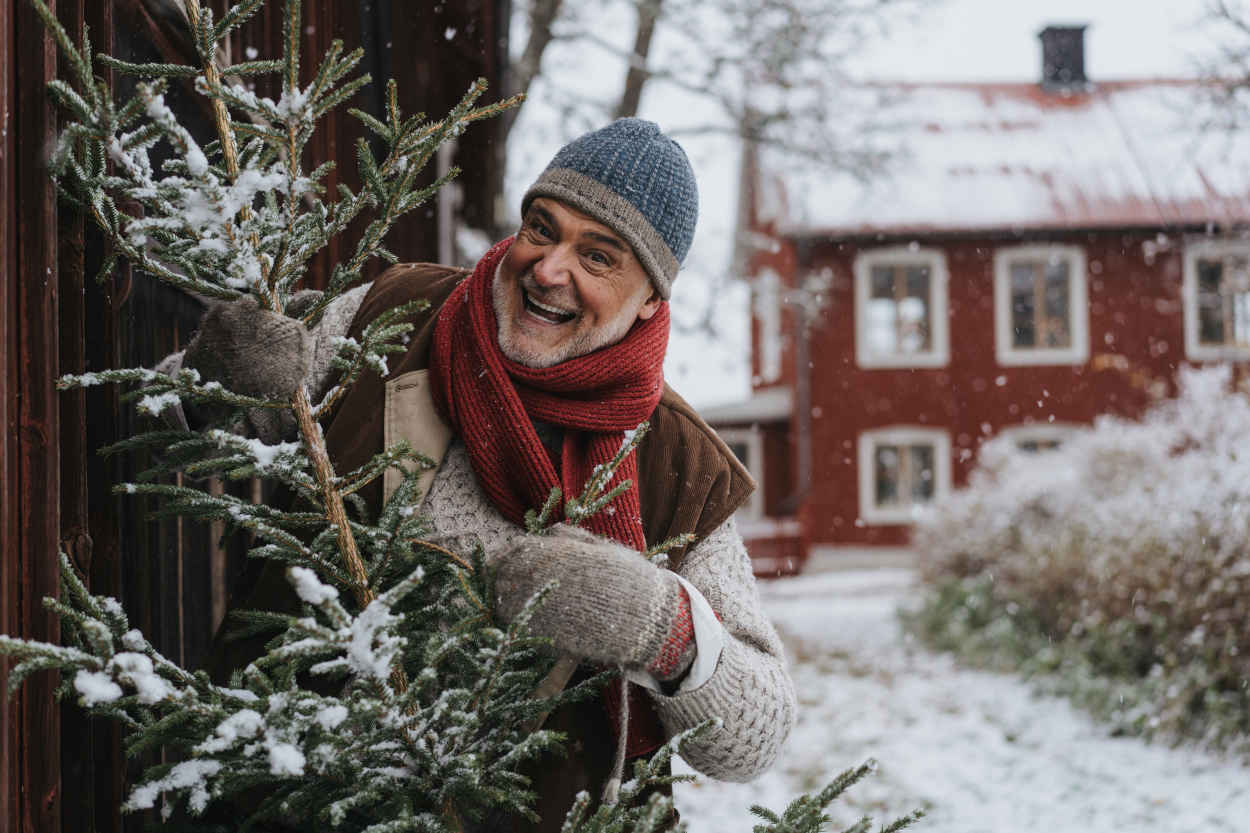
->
<box><xmin>906</xmin><ymin>365</ymin><xmax>1250</xmax><ymax>755</ymax></box>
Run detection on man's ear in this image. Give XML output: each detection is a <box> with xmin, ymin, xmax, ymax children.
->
<box><xmin>636</xmin><ymin>289</ymin><xmax>664</xmax><ymax>321</ymax></box>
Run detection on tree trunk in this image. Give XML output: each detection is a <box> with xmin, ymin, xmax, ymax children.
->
<box><xmin>615</xmin><ymin>0</ymin><xmax>662</xmax><ymax>119</ymax></box>
<box><xmin>490</xmin><ymin>0</ymin><xmax>563</xmax><ymax>236</ymax></box>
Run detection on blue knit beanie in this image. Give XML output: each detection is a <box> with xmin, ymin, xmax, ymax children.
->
<box><xmin>521</xmin><ymin>118</ymin><xmax>698</xmax><ymax>299</ymax></box>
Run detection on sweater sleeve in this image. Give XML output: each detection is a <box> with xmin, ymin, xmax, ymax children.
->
<box><xmin>647</xmin><ymin>516</ymin><xmax>796</xmax><ymax>782</ymax></box>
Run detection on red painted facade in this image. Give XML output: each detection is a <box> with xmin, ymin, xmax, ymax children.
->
<box><xmin>708</xmin><ymin>57</ymin><xmax>1250</xmax><ymax>566</ymax></box>
<box><xmin>791</xmin><ymin>232</ymin><xmax>1172</xmax><ymax>548</ymax></box>
<box><xmin>722</xmin><ymin>227</ymin><xmax>1211</xmax><ymax>560</ymax></box>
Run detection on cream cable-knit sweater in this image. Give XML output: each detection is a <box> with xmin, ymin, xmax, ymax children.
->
<box><xmin>165</xmin><ymin>287</ymin><xmax>796</xmax><ymax>782</ymax></box>
<box><xmin>424</xmin><ymin>439</ymin><xmax>795</xmax><ymax>781</ymax></box>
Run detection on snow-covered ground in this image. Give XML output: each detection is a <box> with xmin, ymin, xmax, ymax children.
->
<box><xmin>673</xmin><ymin>567</ymin><xmax>1250</xmax><ymax>833</ymax></box>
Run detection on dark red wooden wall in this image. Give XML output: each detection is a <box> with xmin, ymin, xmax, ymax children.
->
<box><xmin>1</xmin><ymin>3</ymin><xmax>508</xmax><ymax>832</ymax></box>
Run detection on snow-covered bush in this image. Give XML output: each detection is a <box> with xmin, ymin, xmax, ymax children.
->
<box><xmin>907</xmin><ymin>365</ymin><xmax>1250</xmax><ymax>755</ymax></box>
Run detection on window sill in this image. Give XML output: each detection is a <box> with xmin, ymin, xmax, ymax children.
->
<box><xmin>856</xmin><ymin>351</ymin><xmax>950</xmax><ymax>369</ymax></box>
<box><xmin>1185</xmin><ymin>344</ymin><xmax>1250</xmax><ymax>362</ymax></box>
<box><xmin>996</xmin><ymin>347</ymin><xmax>1089</xmax><ymax>367</ymax></box>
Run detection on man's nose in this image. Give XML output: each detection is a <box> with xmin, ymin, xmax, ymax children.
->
<box><xmin>532</xmin><ymin>244</ymin><xmax>575</xmax><ymax>288</ymax></box>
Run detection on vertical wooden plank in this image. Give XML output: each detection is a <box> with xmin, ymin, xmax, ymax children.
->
<box><xmin>14</xmin><ymin>0</ymin><xmax>63</xmax><ymax>831</ymax></box>
<box><xmin>0</xmin><ymin>0</ymin><xmax>20</xmax><ymax>828</ymax></box>
<box><xmin>58</xmin><ymin>0</ymin><xmax>124</xmax><ymax>827</ymax></box>
<box><xmin>56</xmin><ymin>1</ymin><xmax>92</xmax><ymax>829</ymax></box>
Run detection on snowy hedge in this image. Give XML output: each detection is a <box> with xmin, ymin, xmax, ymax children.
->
<box><xmin>907</xmin><ymin>365</ymin><xmax>1250</xmax><ymax>755</ymax></box>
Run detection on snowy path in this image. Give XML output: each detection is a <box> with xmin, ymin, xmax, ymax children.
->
<box><xmin>672</xmin><ymin>568</ymin><xmax>1250</xmax><ymax>833</ymax></box>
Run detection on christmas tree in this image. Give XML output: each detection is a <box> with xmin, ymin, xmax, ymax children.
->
<box><xmin>1</xmin><ymin>2</ymin><xmax>923</xmax><ymax>831</ymax></box>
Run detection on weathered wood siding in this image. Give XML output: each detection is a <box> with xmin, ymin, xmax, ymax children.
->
<box><xmin>1</xmin><ymin>3</ymin><xmax>507</xmax><ymax>831</ymax></box>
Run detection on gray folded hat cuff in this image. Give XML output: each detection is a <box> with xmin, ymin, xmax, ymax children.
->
<box><xmin>523</xmin><ymin>168</ymin><xmax>679</xmax><ymax>300</ymax></box>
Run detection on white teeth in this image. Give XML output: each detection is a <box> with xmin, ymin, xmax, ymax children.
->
<box><xmin>526</xmin><ymin>291</ymin><xmax>575</xmax><ymax>318</ymax></box>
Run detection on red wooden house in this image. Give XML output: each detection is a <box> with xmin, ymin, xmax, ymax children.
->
<box><xmin>708</xmin><ymin>26</ymin><xmax>1250</xmax><ymax>573</ymax></box>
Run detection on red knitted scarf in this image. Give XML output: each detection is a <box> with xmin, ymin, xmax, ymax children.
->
<box><xmin>429</xmin><ymin>237</ymin><xmax>673</xmax><ymax>760</ymax></box>
<box><xmin>428</xmin><ymin>236</ymin><xmax>668</xmax><ymax>551</ymax></box>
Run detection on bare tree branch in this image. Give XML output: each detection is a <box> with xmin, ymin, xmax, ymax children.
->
<box><xmin>616</xmin><ymin>0</ymin><xmax>664</xmax><ymax>118</ymax></box>
<box><xmin>512</xmin><ymin>0</ymin><xmax>565</xmax><ymax>103</ymax></box>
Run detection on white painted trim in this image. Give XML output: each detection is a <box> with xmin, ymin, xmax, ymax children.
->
<box><xmin>853</xmin><ymin>246</ymin><xmax>950</xmax><ymax>368</ymax></box>
<box><xmin>1182</xmin><ymin>238</ymin><xmax>1250</xmax><ymax>361</ymax></box>
<box><xmin>857</xmin><ymin>426</ymin><xmax>951</xmax><ymax>525</ymax></box>
<box><xmin>700</xmin><ymin>386</ymin><xmax>793</xmax><ymax>425</ymax></box>
<box><xmin>754</xmin><ymin>269</ymin><xmax>783</xmax><ymax>383</ymax></box>
<box><xmin>736</xmin><ymin>516</ymin><xmax>802</xmax><ymax>539</ymax></box>
<box><xmin>994</xmin><ymin>421</ymin><xmax>1080</xmax><ymax>452</ymax></box>
<box><xmin>717</xmin><ymin>427</ymin><xmax>765</xmax><ymax>521</ymax></box>
<box><xmin>993</xmin><ymin>244</ymin><xmax>1089</xmax><ymax>366</ymax></box>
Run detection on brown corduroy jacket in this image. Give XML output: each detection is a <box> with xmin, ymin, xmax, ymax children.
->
<box><xmin>326</xmin><ymin>262</ymin><xmax>754</xmax><ymax>565</ymax></box>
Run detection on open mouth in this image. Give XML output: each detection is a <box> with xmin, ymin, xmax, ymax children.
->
<box><xmin>522</xmin><ymin>289</ymin><xmax>577</xmax><ymax>325</ymax></box>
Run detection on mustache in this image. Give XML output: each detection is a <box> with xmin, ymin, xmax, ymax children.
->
<box><xmin>519</xmin><ymin>272</ymin><xmax>580</xmax><ymax>314</ymax></box>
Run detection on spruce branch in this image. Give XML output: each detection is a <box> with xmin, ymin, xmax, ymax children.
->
<box><xmin>747</xmin><ymin>760</ymin><xmax>925</xmax><ymax>833</ymax></box>
<box><xmin>525</xmin><ymin>486</ymin><xmax>565</xmax><ymax>533</ymax></box>
<box><xmin>16</xmin><ymin>3</ymin><xmax>922</xmax><ymax>829</ymax></box>
<box><xmin>564</xmin><ymin>421</ymin><xmax>650</xmax><ymax>527</ymax></box>
<box><xmin>179</xmin><ymin>0</ymin><xmax>378</xmax><ymax>617</ymax></box>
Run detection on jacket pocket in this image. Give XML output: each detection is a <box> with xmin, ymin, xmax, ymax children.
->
<box><xmin>383</xmin><ymin>369</ymin><xmax>452</xmax><ymax>506</ymax></box>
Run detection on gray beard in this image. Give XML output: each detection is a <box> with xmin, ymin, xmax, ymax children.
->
<box><xmin>490</xmin><ymin>264</ymin><xmax>642</xmax><ymax>368</ymax></box>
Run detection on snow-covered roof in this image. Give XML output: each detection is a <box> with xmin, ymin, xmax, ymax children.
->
<box><xmin>764</xmin><ymin>80</ymin><xmax>1250</xmax><ymax>237</ymax></box>
<box><xmin>700</xmin><ymin>386</ymin><xmax>793</xmax><ymax>424</ymax></box>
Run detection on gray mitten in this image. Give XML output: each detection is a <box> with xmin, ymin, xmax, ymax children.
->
<box><xmin>183</xmin><ymin>294</ymin><xmax>315</xmax><ymax>401</ymax></box>
<box><xmin>494</xmin><ymin>524</ymin><xmax>697</xmax><ymax>681</ymax></box>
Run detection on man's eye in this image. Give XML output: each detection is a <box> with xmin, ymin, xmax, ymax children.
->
<box><xmin>586</xmin><ymin>251</ymin><xmax>610</xmax><ymax>266</ymax></box>
<box><xmin>529</xmin><ymin>221</ymin><xmax>552</xmax><ymax>239</ymax></box>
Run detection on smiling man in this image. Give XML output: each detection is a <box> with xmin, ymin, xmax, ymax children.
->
<box><xmin>492</xmin><ymin>198</ymin><xmax>663</xmax><ymax>367</ymax></box>
<box><xmin>168</xmin><ymin>118</ymin><xmax>795</xmax><ymax>832</ymax></box>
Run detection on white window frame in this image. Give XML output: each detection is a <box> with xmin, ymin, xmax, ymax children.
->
<box><xmin>717</xmin><ymin>427</ymin><xmax>765</xmax><ymax>521</ymax></box>
<box><xmin>754</xmin><ymin>269</ymin><xmax>782</xmax><ymax>383</ymax></box>
<box><xmin>857</xmin><ymin>426</ymin><xmax>951</xmax><ymax>525</ymax></box>
<box><xmin>993</xmin><ymin>244</ymin><xmax>1089</xmax><ymax>366</ymax></box>
<box><xmin>1183</xmin><ymin>239</ymin><xmax>1250</xmax><ymax>361</ymax></box>
<box><xmin>995</xmin><ymin>422</ymin><xmax>1078</xmax><ymax>453</ymax></box>
<box><xmin>854</xmin><ymin>246</ymin><xmax>949</xmax><ymax>369</ymax></box>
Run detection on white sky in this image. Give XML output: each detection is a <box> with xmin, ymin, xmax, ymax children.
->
<box><xmin>850</xmin><ymin>0</ymin><xmax>1220</xmax><ymax>82</ymax></box>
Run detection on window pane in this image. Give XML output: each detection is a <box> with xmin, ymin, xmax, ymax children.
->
<box><xmin>904</xmin><ymin>265</ymin><xmax>931</xmax><ymax>299</ymax></box>
<box><xmin>1010</xmin><ymin>263</ymin><xmax>1037</xmax><ymax>348</ymax></box>
<box><xmin>867</xmin><ymin>266</ymin><xmax>899</xmax><ymax>354</ymax></box>
<box><xmin>1042</xmin><ymin>260</ymin><xmax>1071</xmax><ymax>348</ymax></box>
<box><xmin>1234</xmin><ymin>292</ymin><xmax>1250</xmax><ymax>348</ymax></box>
<box><xmin>866</xmin><ymin>299</ymin><xmax>898</xmax><ymax>353</ymax></box>
<box><xmin>870</xmin><ymin>266</ymin><xmax>895</xmax><ymax>299</ymax></box>
<box><xmin>866</xmin><ymin>263</ymin><xmax>933</xmax><ymax>356</ymax></box>
<box><xmin>1198</xmin><ymin>258</ymin><xmax>1225</xmax><ymax>345</ymax></box>
<box><xmin>726</xmin><ymin>441</ymin><xmax>749</xmax><ymax>466</ymax></box>
<box><xmin>1228</xmin><ymin>256</ymin><xmax>1250</xmax><ymax>348</ymax></box>
<box><xmin>909</xmin><ymin>445</ymin><xmax>935</xmax><ymax>502</ymax></box>
<box><xmin>900</xmin><ymin>266</ymin><xmax>932</xmax><ymax>352</ymax></box>
<box><xmin>874</xmin><ymin>445</ymin><xmax>900</xmax><ymax>506</ymax></box>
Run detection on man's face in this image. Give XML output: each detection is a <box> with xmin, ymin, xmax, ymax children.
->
<box><xmin>493</xmin><ymin>197</ymin><xmax>662</xmax><ymax>368</ymax></box>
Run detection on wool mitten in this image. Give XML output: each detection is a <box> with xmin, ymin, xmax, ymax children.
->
<box><xmin>183</xmin><ymin>293</ymin><xmax>317</xmax><ymax>401</ymax></box>
<box><xmin>493</xmin><ymin>524</ymin><xmax>696</xmax><ymax>681</ymax></box>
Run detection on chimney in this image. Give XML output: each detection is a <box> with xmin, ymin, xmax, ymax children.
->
<box><xmin>1038</xmin><ymin>25</ymin><xmax>1088</xmax><ymax>90</ymax></box>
